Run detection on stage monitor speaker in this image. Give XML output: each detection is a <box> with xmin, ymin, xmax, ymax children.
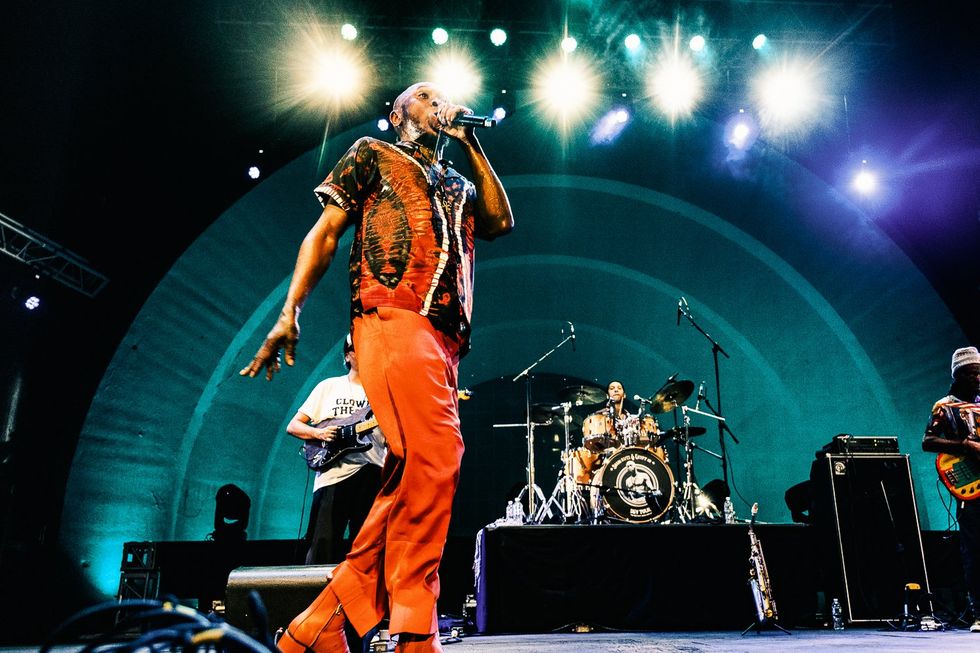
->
<box><xmin>224</xmin><ymin>565</ymin><xmax>334</xmax><ymax>637</ymax></box>
<box><xmin>810</xmin><ymin>454</ymin><xmax>931</xmax><ymax>623</ymax></box>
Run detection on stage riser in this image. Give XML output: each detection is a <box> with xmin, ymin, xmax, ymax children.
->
<box><xmin>477</xmin><ymin>524</ymin><xmax>821</xmax><ymax>632</ymax></box>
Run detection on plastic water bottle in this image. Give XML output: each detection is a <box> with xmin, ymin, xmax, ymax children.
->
<box><xmin>723</xmin><ymin>497</ymin><xmax>736</xmax><ymax>524</ymax></box>
<box><xmin>831</xmin><ymin>597</ymin><xmax>844</xmax><ymax>630</ymax></box>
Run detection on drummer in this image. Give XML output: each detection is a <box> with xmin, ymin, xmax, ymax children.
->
<box><xmin>582</xmin><ymin>380</ymin><xmax>654</xmax><ymax>451</ymax></box>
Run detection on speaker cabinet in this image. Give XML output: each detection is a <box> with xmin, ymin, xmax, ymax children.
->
<box><xmin>810</xmin><ymin>454</ymin><xmax>931</xmax><ymax>623</ymax></box>
<box><xmin>224</xmin><ymin>565</ymin><xmax>335</xmax><ymax>636</ymax></box>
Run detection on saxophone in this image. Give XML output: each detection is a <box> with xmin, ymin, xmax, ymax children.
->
<box><xmin>747</xmin><ymin>502</ymin><xmax>778</xmax><ymax>623</ymax></box>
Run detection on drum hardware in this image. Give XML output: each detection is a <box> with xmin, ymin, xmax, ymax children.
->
<box><xmin>505</xmin><ymin>324</ymin><xmax>577</xmax><ymax>523</ymax></box>
<box><xmin>674</xmin><ymin>405</ymin><xmax>726</xmax><ymax>522</ymax></box>
<box><xmin>535</xmin><ymin>402</ymin><xmax>593</xmax><ymax>523</ymax></box>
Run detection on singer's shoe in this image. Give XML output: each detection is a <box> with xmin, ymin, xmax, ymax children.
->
<box><xmin>970</xmin><ymin>618</ymin><xmax>980</xmax><ymax>633</ymax></box>
<box><xmin>278</xmin><ymin>584</ymin><xmax>350</xmax><ymax>653</ymax></box>
<box><xmin>394</xmin><ymin>633</ymin><xmax>444</xmax><ymax>652</ymax></box>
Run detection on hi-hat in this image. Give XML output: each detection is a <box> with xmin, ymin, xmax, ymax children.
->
<box><xmin>558</xmin><ymin>384</ymin><xmax>607</xmax><ymax>406</ymax></box>
<box><xmin>648</xmin><ymin>379</ymin><xmax>695</xmax><ymax>413</ymax></box>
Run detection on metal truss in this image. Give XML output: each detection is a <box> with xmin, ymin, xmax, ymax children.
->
<box><xmin>0</xmin><ymin>211</ymin><xmax>108</xmax><ymax>298</ymax></box>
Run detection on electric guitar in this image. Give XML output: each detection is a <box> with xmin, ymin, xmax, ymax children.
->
<box><xmin>301</xmin><ymin>387</ymin><xmax>473</xmax><ymax>472</ymax></box>
<box><xmin>302</xmin><ymin>405</ymin><xmax>379</xmax><ymax>472</ymax></box>
<box><xmin>936</xmin><ymin>451</ymin><xmax>980</xmax><ymax>501</ymax></box>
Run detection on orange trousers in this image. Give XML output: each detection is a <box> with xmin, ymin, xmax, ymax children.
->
<box><xmin>324</xmin><ymin>306</ymin><xmax>463</xmax><ymax>636</ymax></box>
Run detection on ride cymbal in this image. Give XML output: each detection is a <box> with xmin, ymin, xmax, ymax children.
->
<box><xmin>648</xmin><ymin>379</ymin><xmax>695</xmax><ymax>413</ymax></box>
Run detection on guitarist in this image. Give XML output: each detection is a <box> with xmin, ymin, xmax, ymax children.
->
<box><xmin>922</xmin><ymin>346</ymin><xmax>980</xmax><ymax>632</ymax></box>
<box><xmin>287</xmin><ymin>335</ymin><xmax>386</xmax><ymax>566</ymax></box>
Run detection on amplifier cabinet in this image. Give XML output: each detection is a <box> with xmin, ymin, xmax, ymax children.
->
<box><xmin>811</xmin><ymin>454</ymin><xmax>931</xmax><ymax>623</ymax></box>
<box><xmin>224</xmin><ymin>565</ymin><xmax>335</xmax><ymax>637</ymax></box>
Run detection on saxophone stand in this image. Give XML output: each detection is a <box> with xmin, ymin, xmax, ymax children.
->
<box><xmin>504</xmin><ymin>324</ymin><xmax>576</xmax><ymax>523</ymax></box>
<box><xmin>742</xmin><ymin>503</ymin><xmax>792</xmax><ymax>636</ymax></box>
<box><xmin>535</xmin><ymin>402</ymin><xmax>591</xmax><ymax>523</ymax></box>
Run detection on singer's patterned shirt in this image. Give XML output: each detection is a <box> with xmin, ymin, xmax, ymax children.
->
<box><xmin>923</xmin><ymin>395</ymin><xmax>980</xmax><ymax>447</ymax></box>
<box><xmin>315</xmin><ymin>137</ymin><xmax>477</xmax><ymax>354</ymax></box>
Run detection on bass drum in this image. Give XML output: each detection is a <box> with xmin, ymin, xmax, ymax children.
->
<box><xmin>592</xmin><ymin>446</ymin><xmax>675</xmax><ymax>523</ymax></box>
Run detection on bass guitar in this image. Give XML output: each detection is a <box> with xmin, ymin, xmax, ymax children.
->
<box><xmin>936</xmin><ymin>451</ymin><xmax>980</xmax><ymax>501</ymax></box>
<box><xmin>302</xmin><ymin>405</ymin><xmax>379</xmax><ymax>472</ymax></box>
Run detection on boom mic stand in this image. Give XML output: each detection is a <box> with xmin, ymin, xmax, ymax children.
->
<box><xmin>500</xmin><ymin>325</ymin><xmax>576</xmax><ymax>523</ymax></box>
<box><xmin>677</xmin><ymin>297</ymin><xmax>737</xmax><ymax>486</ymax></box>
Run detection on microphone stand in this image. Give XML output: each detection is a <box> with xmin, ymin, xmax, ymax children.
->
<box><xmin>678</xmin><ymin>299</ymin><xmax>736</xmax><ymax>486</ymax></box>
<box><xmin>506</xmin><ymin>328</ymin><xmax>576</xmax><ymax>523</ymax></box>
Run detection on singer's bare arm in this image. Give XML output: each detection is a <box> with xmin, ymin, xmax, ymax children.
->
<box><xmin>435</xmin><ymin>105</ymin><xmax>514</xmax><ymax>241</ymax></box>
<box><xmin>239</xmin><ymin>204</ymin><xmax>352</xmax><ymax>381</ymax></box>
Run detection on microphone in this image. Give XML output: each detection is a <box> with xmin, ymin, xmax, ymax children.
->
<box><xmin>452</xmin><ymin>114</ymin><xmax>497</xmax><ymax>128</ymax></box>
<box><xmin>677</xmin><ymin>297</ymin><xmax>687</xmax><ymax>325</ymax></box>
<box><xmin>633</xmin><ymin>394</ymin><xmax>651</xmax><ymax>404</ymax></box>
<box><xmin>568</xmin><ymin>321</ymin><xmax>576</xmax><ymax>351</ymax></box>
<box><xmin>695</xmin><ymin>382</ymin><xmax>705</xmax><ymax>410</ymax></box>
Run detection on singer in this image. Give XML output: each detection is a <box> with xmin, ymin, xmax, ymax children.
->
<box><xmin>240</xmin><ymin>81</ymin><xmax>514</xmax><ymax>653</ymax></box>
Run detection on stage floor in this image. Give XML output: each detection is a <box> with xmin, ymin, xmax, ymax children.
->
<box><xmin>11</xmin><ymin>628</ymin><xmax>979</xmax><ymax>653</ymax></box>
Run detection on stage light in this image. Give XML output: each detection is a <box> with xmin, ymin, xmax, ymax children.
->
<box><xmin>624</xmin><ymin>33</ymin><xmax>641</xmax><ymax>51</ymax></box>
<box><xmin>752</xmin><ymin>34</ymin><xmax>768</xmax><ymax>50</ymax></box>
<box><xmin>560</xmin><ymin>36</ymin><xmax>578</xmax><ymax>53</ymax></box>
<box><xmin>432</xmin><ymin>27</ymin><xmax>449</xmax><ymax>45</ymax></box>
<box><xmin>425</xmin><ymin>49</ymin><xmax>481</xmax><ymax>102</ymax></box>
<box><xmin>340</xmin><ymin>23</ymin><xmax>357</xmax><ymax>41</ymax></box>
<box><xmin>377</xmin><ymin>118</ymin><xmax>390</xmax><ymax>131</ymax></box>
<box><xmin>492</xmin><ymin>106</ymin><xmax>507</xmax><ymax>121</ymax></box>
<box><xmin>648</xmin><ymin>52</ymin><xmax>702</xmax><ymax>121</ymax></box>
<box><xmin>590</xmin><ymin>106</ymin><xmax>631</xmax><ymax>145</ymax></box>
<box><xmin>852</xmin><ymin>167</ymin><xmax>878</xmax><ymax>194</ymax></box>
<box><xmin>533</xmin><ymin>55</ymin><xmax>599</xmax><ymax>130</ymax></box>
<box><xmin>689</xmin><ymin>35</ymin><xmax>706</xmax><ymax>52</ymax></box>
<box><xmin>490</xmin><ymin>28</ymin><xmax>507</xmax><ymax>46</ymax></box>
<box><xmin>211</xmin><ymin>484</ymin><xmax>251</xmax><ymax>543</ymax></box>
<box><xmin>280</xmin><ymin>18</ymin><xmax>374</xmax><ymax>114</ymax></box>
<box><xmin>24</xmin><ymin>295</ymin><xmax>40</xmax><ymax>311</ymax></box>
<box><xmin>247</xmin><ymin>165</ymin><xmax>261</xmax><ymax>180</ymax></box>
<box><xmin>725</xmin><ymin>110</ymin><xmax>759</xmax><ymax>152</ymax></box>
<box><xmin>751</xmin><ymin>59</ymin><xmax>822</xmax><ymax>134</ymax></box>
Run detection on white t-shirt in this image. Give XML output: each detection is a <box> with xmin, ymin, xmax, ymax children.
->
<box><xmin>298</xmin><ymin>374</ymin><xmax>386</xmax><ymax>491</ymax></box>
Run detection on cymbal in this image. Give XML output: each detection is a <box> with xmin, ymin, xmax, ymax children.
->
<box><xmin>663</xmin><ymin>426</ymin><xmax>707</xmax><ymax>438</ymax></box>
<box><xmin>648</xmin><ymin>379</ymin><xmax>695</xmax><ymax>413</ymax></box>
<box><xmin>531</xmin><ymin>403</ymin><xmax>563</xmax><ymax>424</ymax></box>
<box><xmin>558</xmin><ymin>384</ymin><xmax>607</xmax><ymax>406</ymax></box>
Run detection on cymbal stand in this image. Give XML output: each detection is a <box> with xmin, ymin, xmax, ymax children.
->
<box><xmin>535</xmin><ymin>403</ymin><xmax>591</xmax><ymax>523</ymax></box>
<box><xmin>675</xmin><ymin>406</ymin><xmax>726</xmax><ymax>522</ymax></box>
<box><xmin>510</xmin><ymin>327</ymin><xmax>576</xmax><ymax>523</ymax></box>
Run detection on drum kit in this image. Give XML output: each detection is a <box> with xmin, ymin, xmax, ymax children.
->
<box><xmin>529</xmin><ymin>375</ymin><xmax>724</xmax><ymax>525</ymax></box>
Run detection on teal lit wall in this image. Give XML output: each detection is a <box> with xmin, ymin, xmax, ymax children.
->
<box><xmin>61</xmin><ymin>111</ymin><xmax>967</xmax><ymax>597</ymax></box>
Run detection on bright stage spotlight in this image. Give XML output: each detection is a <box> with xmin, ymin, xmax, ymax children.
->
<box><xmin>852</xmin><ymin>166</ymin><xmax>878</xmax><ymax>195</ymax></box>
<box><xmin>560</xmin><ymin>36</ymin><xmax>578</xmax><ymax>53</ymax></box>
<box><xmin>751</xmin><ymin>59</ymin><xmax>823</xmax><ymax>135</ymax></box>
<box><xmin>492</xmin><ymin>106</ymin><xmax>507</xmax><ymax>121</ymax></box>
<box><xmin>590</xmin><ymin>106</ymin><xmax>631</xmax><ymax>145</ymax></box>
<box><xmin>432</xmin><ymin>27</ymin><xmax>449</xmax><ymax>45</ymax></box>
<box><xmin>340</xmin><ymin>23</ymin><xmax>357</xmax><ymax>41</ymax></box>
<box><xmin>490</xmin><ymin>28</ymin><xmax>507</xmax><ymax>46</ymax></box>
<box><xmin>533</xmin><ymin>55</ymin><xmax>599</xmax><ymax>130</ymax></box>
<box><xmin>24</xmin><ymin>295</ymin><xmax>40</xmax><ymax>311</ymax></box>
<box><xmin>377</xmin><ymin>118</ymin><xmax>390</xmax><ymax>132</ymax></box>
<box><xmin>247</xmin><ymin>165</ymin><xmax>261</xmax><ymax>180</ymax></box>
<box><xmin>724</xmin><ymin>110</ymin><xmax>760</xmax><ymax>156</ymax></box>
<box><xmin>284</xmin><ymin>21</ymin><xmax>373</xmax><ymax>115</ymax></box>
<box><xmin>425</xmin><ymin>49</ymin><xmax>481</xmax><ymax>102</ymax></box>
<box><xmin>624</xmin><ymin>33</ymin><xmax>641</xmax><ymax>51</ymax></box>
<box><xmin>689</xmin><ymin>35</ymin><xmax>706</xmax><ymax>53</ymax></box>
<box><xmin>752</xmin><ymin>34</ymin><xmax>768</xmax><ymax>50</ymax></box>
<box><xmin>648</xmin><ymin>52</ymin><xmax>703</xmax><ymax>121</ymax></box>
